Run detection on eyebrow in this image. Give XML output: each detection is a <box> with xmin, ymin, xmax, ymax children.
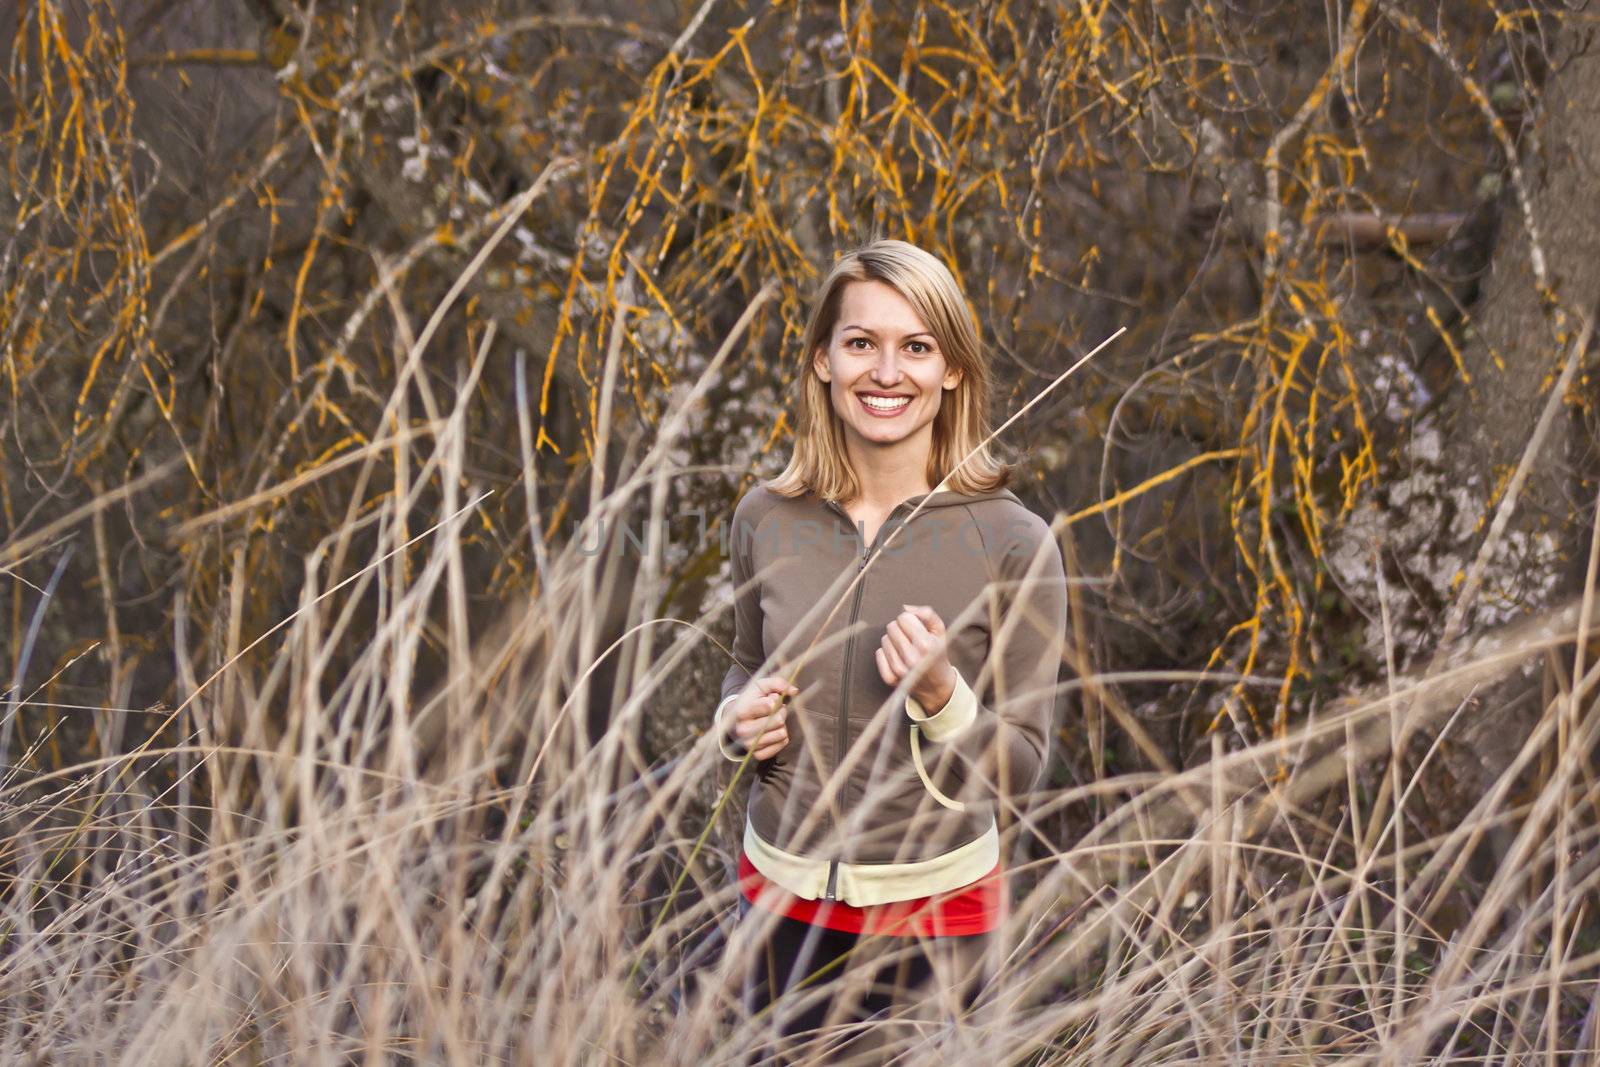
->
<box><xmin>839</xmin><ymin>324</ymin><xmax>935</xmax><ymax>341</ymax></box>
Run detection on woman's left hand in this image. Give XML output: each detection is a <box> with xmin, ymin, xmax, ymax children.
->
<box><xmin>875</xmin><ymin>604</ymin><xmax>957</xmax><ymax>713</ymax></box>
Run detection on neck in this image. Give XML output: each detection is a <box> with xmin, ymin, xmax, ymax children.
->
<box><xmin>841</xmin><ymin>432</ymin><xmax>934</xmax><ymax>510</ymax></box>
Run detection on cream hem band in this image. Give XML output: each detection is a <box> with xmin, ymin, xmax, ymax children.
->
<box><xmin>741</xmin><ymin>816</ymin><xmax>1000</xmax><ymax>908</ymax></box>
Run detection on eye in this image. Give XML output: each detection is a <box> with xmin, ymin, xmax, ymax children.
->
<box><xmin>846</xmin><ymin>337</ymin><xmax>871</xmax><ymax>350</ymax></box>
<box><xmin>906</xmin><ymin>341</ymin><xmax>932</xmax><ymax>355</ymax></box>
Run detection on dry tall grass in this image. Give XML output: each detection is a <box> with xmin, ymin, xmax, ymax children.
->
<box><xmin>3</xmin><ymin>291</ymin><xmax>1599</xmax><ymax>1064</ymax></box>
<box><xmin>7</xmin><ymin>2</ymin><xmax>1600</xmax><ymax>1061</ymax></box>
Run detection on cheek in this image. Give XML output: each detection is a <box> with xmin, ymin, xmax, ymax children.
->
<box><xmin>832</xmin><ymin>360</ymin><xmax>853</xmax><ymax>394</ymax></box>
<box><xmin>822</xmin><ymin>371</ymin><xmax>844</xmax><ymax>408</ymax></box>
<box><xmin>834</xmin><ymin>381</ymin><xmax>852</xmax><ymax>414</ymax></box>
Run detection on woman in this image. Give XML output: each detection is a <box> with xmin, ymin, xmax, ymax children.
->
<box><xmin>714</xmin><ymin>238</ymin><xmax>1071</xmax><ymax>1063</ymax></box>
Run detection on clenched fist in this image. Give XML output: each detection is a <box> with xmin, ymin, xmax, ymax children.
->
<box><xmin>875</xmin><ymin>604</ymin><xmax>957</xmax><ymax>712</ymax></box>
<box><xmin>721</xmin><ymin>675</ymin><xmax>798</xmax><ymax>760</ymax></box>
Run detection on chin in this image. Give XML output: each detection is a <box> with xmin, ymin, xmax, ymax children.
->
<box><xmin>853</xmin><ymin>421</ymin><xmax>917</xmax><ymax>444</ymax></box>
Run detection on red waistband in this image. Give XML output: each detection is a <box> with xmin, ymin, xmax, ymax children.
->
<box><xmin>736</xmin><ymin>849</ymin><xmax>1006</xmax><ymax>936</ymax></box>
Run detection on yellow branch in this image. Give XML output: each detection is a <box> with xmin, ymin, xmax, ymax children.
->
<box><xmin>1063</xmin><ymin>447</ymin><xmax>1247</xmax><ymax>528</ymax></box>
<box><xmin>127</xmin><ymin>49</ymin><xmax>262</xmax><ymax>69</ymax></box>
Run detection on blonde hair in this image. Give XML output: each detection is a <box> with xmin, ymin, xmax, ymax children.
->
<box><xmin>766</xmin><ymin>239</ymin><xmax>1014</xmax><ymax>502</ymax></box>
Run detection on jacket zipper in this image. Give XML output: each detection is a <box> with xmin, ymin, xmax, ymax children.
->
<box><xmin>821</xmin><ymin>498</ymin><xmax>914</xmax><ymax>901</ymax></box>
<box><xmin>825</xmin><ymin>546</ymin><xmax>869</xmax><ymax>901</ymax></box>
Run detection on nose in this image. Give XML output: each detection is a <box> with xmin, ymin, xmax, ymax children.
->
<box><xmin>871</xmin><ymin>349</ymin><xmax>904</xmax><ymax>386</ymax></box>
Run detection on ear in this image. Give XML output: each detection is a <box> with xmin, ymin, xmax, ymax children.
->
<box><xmin>812</xmin><ymin>343</ymin><xmax>830</xmax><ymax>383</ymax></box>
<box><xmin>943</xmin><ymin>366</ymin><xmax>963</xmax><ymax>390</ymax></box>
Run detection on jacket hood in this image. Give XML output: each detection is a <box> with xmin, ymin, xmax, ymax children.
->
<box><xmin>909</xmin><ymin>485</ymin><xmax>1023</xmax><ymax>509</ymax></box>
<box><xmin>807</xmin><ymin>484</ymin><xmax>1024</xmax><ymax>512</ymax></box>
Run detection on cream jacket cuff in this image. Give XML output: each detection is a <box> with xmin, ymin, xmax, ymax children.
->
<box><xmin>715</xmin><ymin>692</ymin><xmax>745</xmax><ymax>762</ymax></box>
<box><xmin>903</xmin><ymin>666</ymin><xmax>978</xmax><ymax>743</ymax></box>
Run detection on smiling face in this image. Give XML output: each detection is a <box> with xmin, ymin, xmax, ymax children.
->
<box><xmin>812</xmin><ymin>279</ymin><xmax>963</xmax><ymax>459</ymax></box>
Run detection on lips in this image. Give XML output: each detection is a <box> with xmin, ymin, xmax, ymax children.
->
<box><xmin>857</xmin><ymin>393</ymin><xmax>912</xmax><ymax>417</ymax></box>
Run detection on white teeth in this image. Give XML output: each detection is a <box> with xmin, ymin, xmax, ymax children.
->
<box><xmin>860</xmin><ymin>395</ymin><xmax>910</xmax><ymax>411</ymax></box>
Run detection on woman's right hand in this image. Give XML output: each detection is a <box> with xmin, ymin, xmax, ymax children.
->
<box><xmin>723</xmin><ymin>676</ymin><xmax>798</xmax><ymax>760</ymax></box>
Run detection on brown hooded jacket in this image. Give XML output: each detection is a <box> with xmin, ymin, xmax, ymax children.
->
<box><xmin>714</xmin><ymin>482</ymin><xmax>1071</xmax><ymax>907</ymax></box>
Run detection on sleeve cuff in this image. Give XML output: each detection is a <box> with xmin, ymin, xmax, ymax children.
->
<box><xmin>904</xmin><ymin>667</ymin><xmax>978</xmax><ymax>743</ymax></box>
<box><xmin>715</xmin><ymin>692</ymin><xmax>745</xmax><ymax>762</ymax></box>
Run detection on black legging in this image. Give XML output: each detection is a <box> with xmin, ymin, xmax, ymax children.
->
<box><xmin>736</xmin><ymin>895</ymin><xmax>989</xmax><ymax>1065</ymax></box>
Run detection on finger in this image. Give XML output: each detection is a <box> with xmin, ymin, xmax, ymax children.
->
<box><xmin>896</xmin><ymin>610</ymin><xmax>931</xmax><ymax>641</ymax></box>
<box><xmin>874</xmin><ymin>646</ymin><xmax>897</xmax><ymax>685</ymax></box>
<box><xmin>757</xmin><ymin>676</ymin><xmax>800</xmax><ymax>697</ymax></box>
<box><xmin>738</xmin><ymin>719</ymin><xmax>784</xmax><ymax>743</ymax></box>
<box><xmin>739</xmin><ymin>693</ymin><xmax>785</xmax><ymax>724</ymax></box>
<box><xmin>753</xmin><ymin>726</ymin><xmax>788</xmax><ymax>757</ymax></box>
<box><xmin>903</xmin><ymin>616</ymin><xmax>934</xmax><ymax>647</ymax></box>
<box><xmin>899</xmin><ymin>613</ymin><xmax>947</xmax><ymax>660</ymax></box>
<box><xmin>879</xmin><ymin>636</ymin><xmax>909</xmax><ymax>677</ymax></box>
<box><xmin>902</xmin><ymin>604</ymin><xmax>944</xmax><ymax>634</ymax></box>
<box><xmin>737</xmin><ymin>697</ymin><xmax>780</xmax><ymax>729</ymax></box>
<box><xmin>884</xmin><ymin>620</ymin><xmax>920</xmax><ymax>662</ymax></box>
